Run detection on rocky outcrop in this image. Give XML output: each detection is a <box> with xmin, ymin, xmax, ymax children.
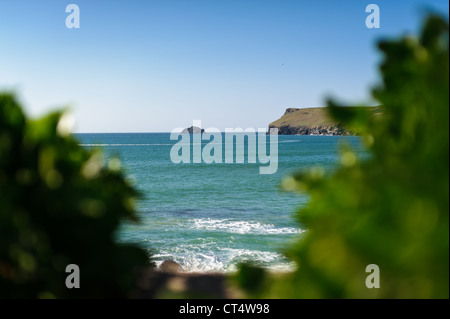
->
<box><xmin>269</xmin><ymin>107</ymin><xmax>355</xmax><ymax>135</ymax></box>
<box><xmin>182</xmin><ymin>126</ymin><xmax>205</xmax><ymax>134</ymax></box>
<box><xmin>158</xmin><ymin>260</ymin><xmax>183</xmax><ymax>273</ymax></box>
<box><xmin>131</xmin><ymin>268</ymin><xmax>233</xmax><ymax>299</ymax></box>
<box><xmin>269</xmin><ymin>123</ymin><xmax>353</xmax><ymax>135</ymax></box>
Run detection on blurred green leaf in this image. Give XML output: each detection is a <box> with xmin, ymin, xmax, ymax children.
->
<box><xmin>0</xmin><ymin>93</ymin><xmax>150</xmax><ymax>298</ymax></box>
<box><xmin>260</xmin><ymin>14</ymin><xmax>449</xmax><ymax>299</ymax></box>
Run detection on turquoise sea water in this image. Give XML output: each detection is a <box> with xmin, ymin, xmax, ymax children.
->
<box><xmin>77</xmin><ymin>133</ymin><xmax>363</xmax><ymax>273</ymax></box>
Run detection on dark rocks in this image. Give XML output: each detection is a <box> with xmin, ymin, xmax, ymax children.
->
<box><xmin>158</xmin><ymin>260</ymin><xmax>183</xmax><ymax>273</ymax></box>
<box><xmin>268</xmin><ymin>124</ymin><xmax>354</xmax><ymax>136</ymax></box>
<box><xmin>131</xmin><ymin>268</ymin><xmax>234</xmax><ymax>299</ymax></box>
<box><xmin>182</xmin><ymin>126</ymin><xmax>205</xmax><ymax>134</ymax></box>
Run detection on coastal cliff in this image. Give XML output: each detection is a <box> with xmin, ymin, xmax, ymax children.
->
<box><xmin>269</xmin><ymin>107</ymin><xmax>378</xmax><ymax>135</ymax></box>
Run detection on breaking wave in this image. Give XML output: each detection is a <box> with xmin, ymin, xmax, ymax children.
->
<box><xmin>190</xmin><ymin>218</ymin><xmax>303</xmax><ymax>235</ymax></box>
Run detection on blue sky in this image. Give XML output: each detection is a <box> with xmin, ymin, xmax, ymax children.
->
<box><xmin>0</xmin><ymin>1</ymin><xmax>448</xmax><ymax>132</ymax></box>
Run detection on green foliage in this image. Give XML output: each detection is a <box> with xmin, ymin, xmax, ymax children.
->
<box><xmin>0</xmin><ymin>94</ymin><xmax>149</xmax><ymax>298</ymax></box>
<box><xmin>234</xmin><ymin>263</ymin><xmax>268</xmax><ymax>298</ymax></box>
<box><xmin>241</xmin><ymin>14</ymin><xmax>449</xmax><ymax>298</ymax></box>
<box><xmin>284</xmin><ymin>14</ymin><xmax>449</xmax><ymax>298</ymax></box>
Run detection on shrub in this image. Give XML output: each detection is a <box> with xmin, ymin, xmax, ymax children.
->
<box><xmin>254</xmin><ymin>14</ymin><xmax>449</xmax><ymax>299</ymax></box>
<box><xmin>0</xmin><ymin>95</ymin><xmax>149</xmax><ymax>298</ymax></box>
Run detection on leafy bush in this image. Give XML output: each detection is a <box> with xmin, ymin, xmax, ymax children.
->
<box><xmin>0</xmin><ymin>95</ymin><xmax>149</xmax><ymax>298</ymax></box>
<box><xmin>244</xmin><ymin>14</ymin><xmax>449</xmax><ymax>299</ymax></box>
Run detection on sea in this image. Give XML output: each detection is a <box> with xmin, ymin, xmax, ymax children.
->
<box><xmin>76</xmin><ymin>133</ymin><xmax>363</xmax><ymax>273</ymax></box>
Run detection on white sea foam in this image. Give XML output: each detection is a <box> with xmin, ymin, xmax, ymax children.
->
<box><xmin>218</xmin><ymin>247</ymin><xmax>297</xmax><ymax>272</ymax></box>
<box><xmin>152</xmin><ymin>245</ymin><xmax>297</xmax><ymax>273</ymax></box>
<box><xmin>79</xmin><ymin>143</ymin><xmax>173</xmax><ymax>146</ymax></box>
<box><xmin>152</xmin><ymin>247</ymin><xmax>226</xmax><ymax>272</ymax></box>
<box><xmin>190</xmin><ymin>218</ymin><xmax>303</xmax><ymax>235</ymax></box>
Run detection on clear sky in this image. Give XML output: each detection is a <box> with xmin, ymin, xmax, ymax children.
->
<box><xmin>0</xmin><ymin>1</ymin><xmax>448</xmax><ymax>132</ymax></box>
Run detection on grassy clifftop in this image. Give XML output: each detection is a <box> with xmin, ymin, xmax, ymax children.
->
<box><xmin>269</xmin><ymin>106</ymin><xmax>382</xmax><ymax>135</ymax></box>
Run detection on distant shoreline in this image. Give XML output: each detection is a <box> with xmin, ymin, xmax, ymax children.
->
<box><xmin>74</xmin><ymin>132</ymin><xmax>359</xmax><ymax>136</ymax></box>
